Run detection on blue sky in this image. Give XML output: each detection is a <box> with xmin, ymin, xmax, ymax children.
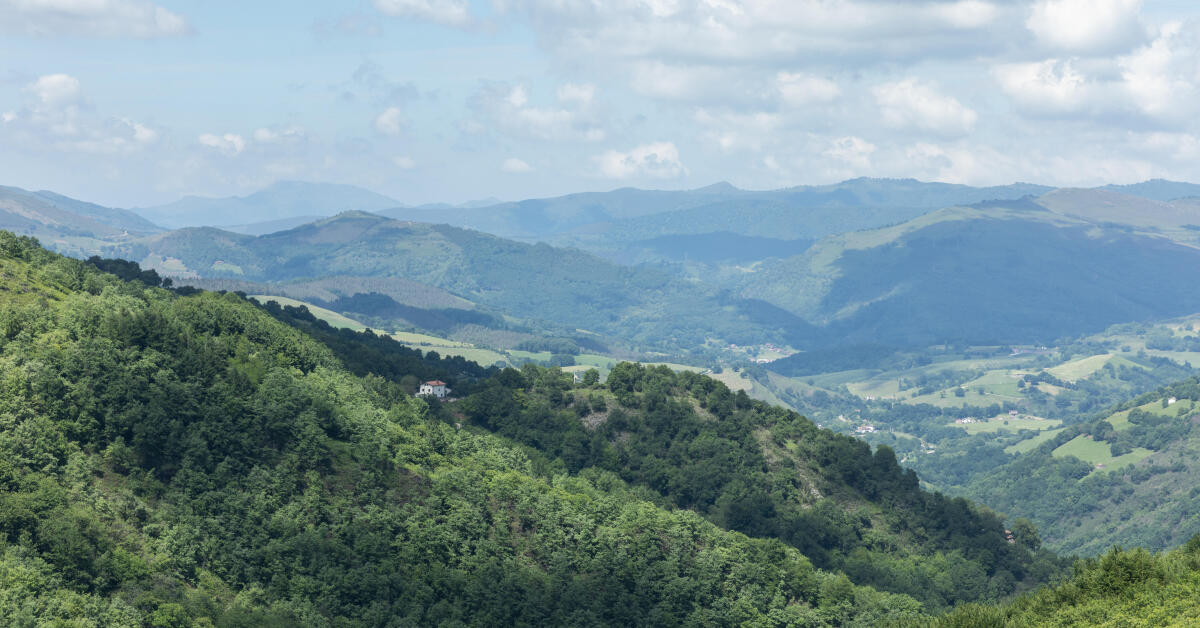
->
<box><xmin>2</xmin><ymin>0</ymin><xmax>1200</xmax><ymax>207</ymax></box>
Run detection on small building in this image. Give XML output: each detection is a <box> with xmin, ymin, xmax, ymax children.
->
<box><xmin>1168</xmin><ymin>397</ymin><xmax>1178</xmax><ymax>405</ymax></box>
<box><xmin>419</xmin><ymin>380</ymin><xmax>449</xmax><ymax>399</ymax></box>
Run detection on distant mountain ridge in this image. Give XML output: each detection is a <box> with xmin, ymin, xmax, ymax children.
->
<box><xmin>136</xmin><ymin>181</ymin><xmax>403</xmax><ymax>228</ymax></box>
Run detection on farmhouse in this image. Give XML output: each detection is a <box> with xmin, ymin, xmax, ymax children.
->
<box><xmin>418</xmin><ymin>380</ymin><xmax>449</xmax><ymax>399</ymax></box>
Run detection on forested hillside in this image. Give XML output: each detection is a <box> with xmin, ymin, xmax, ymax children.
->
<box><xmin>0</xmin><ymin>231</ymin><xmax>1020</xmax><ymax>625</ymax></box>
<box><xmin>963</xmin><ymin>375</ymin><xmax>1200</xmax><ymax>556</ymax></box>
<box><xmin>104</xmin><ymin>211</ymin><xmax>819</xmax><ymax>353</ymax></box>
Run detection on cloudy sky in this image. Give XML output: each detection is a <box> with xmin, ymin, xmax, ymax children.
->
<box><xmin>1</xmin><ymin>0</ymin><xmax>1199</xmax><ymax>206</ymax></box>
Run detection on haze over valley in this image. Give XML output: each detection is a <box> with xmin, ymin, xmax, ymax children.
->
<box><xmin>9</xmin><ymin>0</ymin><xmax>1200</xmax><ymax>625</ymax></box>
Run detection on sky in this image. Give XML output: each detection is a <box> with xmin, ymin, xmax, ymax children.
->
<box><xmin>2</xmin><ymin>0</ymin><xmax>1200</xmax><ymax>207</ymax></box>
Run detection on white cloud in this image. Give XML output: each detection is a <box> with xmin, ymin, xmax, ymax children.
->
<box><xmin>471</xmin><ymin>82</ymin><xmax>606</xmax><ymax>142</ymax></box>
<box><xmin>823</xmin><ymin>136</ymin><xmax>876</xmax><ymax>170</ymax></box>
<box><xmin>1</xmin><ymin>112</ymin><xmax>14</xmax><ymax>123</ymax></box>
<box><xmin>1118</xmin><ymin>21</ymin><xmax>1200</xmax><ymax>123</ymax></box>
<box><xmin>1026</xmin><ymin>0</ymin><xmax>1147</xmax><ymax>54</ymax></box>
<box><xmin>373</xmin><ymin>0</ymin><xmax>470</xmax><ymax>26</ymax></box>
<box><xmin>25</xmin><ymin>73</ymin><xmax>81</xmax><ymax>107</ymax></box>
<box><xmin>994</xmin><ymin>59</ymin><xmax>1093</xmax><ymax>114</ymax></box>
<box><xmin>776</xmin><ymin>72</ymin><xmax>841</xmax><ymax>107</ymax></box>
<box><xmin>501</xmin><ymin>157</ymin><xmax>534</xmax><ymax>173</ymax></box>
<box><xmin>374</xmin><ymin>107</ymin><xmax>407</xmax><ymax>135</ymax></box>
<box><xmin>499</xmin><ymin>0</ymin><xmax>1010</xmax><ymax>67</ymax></box>
<box><xmin>0</xmin><ymin>0</ymin><xmax>189</xmax><ymax>38</ymax></box>
<box><xmin>693</xmin><ymin>108</ymin><xmax>780</xmax><ymax>151</ymax></box>
<box><xmin>198</xmin><ymin>133</ymin><xmax>246</xmax><ymax>156</ymax></box>
<box><xmin>595</xmin><ymin>141</ymin><xmax>686</xmax><ymax>179</ymax></box>
<box><xmin>392</xmin><ymin>155</ymin><xmax>416</xmax><ymax>169</ymax></box>
<box><xmin>557</xmin><ymin>83</ymin><xmax>596</xmax><ymax>106</ymax></box>
<box><xmin>873</xmin><ymin>78</ymin><xmax>978</xmax><ymax>136</ymax></box>
<box><xmin>253</xmin><ymin>126</ymin><xmax>305</xmax><ymax>143</ymax></box>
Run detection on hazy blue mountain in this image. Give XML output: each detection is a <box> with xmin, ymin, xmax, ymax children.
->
<box><xmin>136</xmin><ymin>181</ymin><xmax>402</xmax><ymax>228</ymax></box>
<box><xmin>221</xmin><ymin>215</ymin><xmax>328</xmax><ymax>235</ymax></box>
<box><xmin>0</xmin><ymin>185</ymin><xmax>161</xmax><ymax>236</ymax></box>
<box><xmin>104</xmin><ymin>211</ymin><xmax>820</xmax><ymax>352</ymax></box>
<box><xmin>382</xmin><ymin>179</ymin><xmax>1054</xmax><ymax>242</ymax></box>
<box><xmin>1099</xmin><ymin>179</ymin><xmax>1200</xmax><ymax>201</ymax></box>
<box><xmin>747</xmin><ymin>202</ymin><xmax>1200</xmax><ymax>349</ymax></box>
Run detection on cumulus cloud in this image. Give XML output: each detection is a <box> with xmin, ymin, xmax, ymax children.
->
<box><xmin>824</xmin><ymin>136</ymin><xmax>876</xmax><ymax>170</ymax></box>
<box><xmin>253</xmin><ymin>126</ymin><xmax>306</xmax><ymax>144</ymax></box>
<box><xmin>873</xmin><ymin>78</ymin><xmax>978</xmax><ymax>136</ymax></box>
<box><xmin>776</xmin><ymin>72</ymin><xmax>841</xmax><ymax>107</ymax></box>
<box><xmin>4</xmin><ymin>73</ymin><xmax>159</xmax><ymax>154</ymax></box>
<box><xmin>1118</xmin><ymin>21</ymin><xmax>1200</xmax><ymax>124</ymax></box>
<box><xmin>1026</xmin><ymin>0</ymin><xmax>1147</xmax><ymax>54</ymax></box>
<box><xmin>373</xmin><ymin>0</ymin><xmax>470</xmax><ymax>26</ymax></box>
<box><xmin>392</xmin><ymin>155</ymin><xmax>416</xmax><ymax>169</ymax></box>
<box><xmin>693</xmin><ymin>109</ymin><xmax>781</xmax><ymax>151</ymax></box>
<box><xmin>556</xmin><ymin>83</ymin><xmax>596</xmax><ymax>106</ymax></box>
<box><xmin>499</xmin><ymin>0</ymin><xmax>1011</xmax><ymax>67</ymax></box>
<box><xmin>595</xmin><ymin>141</ymin><xmax>686</xmax><ymax>179</ymax></box>
<box><xmin>470</xmin><ymin>82</ymin><xmax>606</xmax><ymax>142</ymax></box>
<box><xmin>501</xmin><ymin>157</ymin><xmax>533</xmax><ymax>172</ymax></box>
<box><xmin>198</xmin><ymin>133</ymin><xmax>246</xmax><ymax>156</ymax></box>
<box><xmin>994</xmin><ymin>59</ymin><xmax>1093</xmax><ymax>115</ymax></box>
<box><xmin>24</xmin><ymin>73</ymin><xmax>81</xmax><ymax>107</ymax></box>
<box><xmin>0</xmin><ymin>0</ymin><xmax>190</xmax><ymax>38</ymax></box>
<box><xmin>374</xmin><ymin>107</ymin><xmax>407</xmax><ymax>135</ymax></box>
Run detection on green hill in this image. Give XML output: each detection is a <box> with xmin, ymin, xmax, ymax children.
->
<box><xmin>0</xmin><ymin>231</ymin><xmax>1082</xmax><ymax>624</ymax></box>
<box><xmin>103</xmin><ymin>211</ymin><xmax>820</xmax><ymax>353</ymax></box>
<box><xmin>747</xmin><ymin>202</ymin><xmax>1200</xmax><ymax>349</ymax></box>
<box><xmin>135</xmin><ymin>180</ymin><xmax>402</xmax><ymax>228</ymax></box>
<box><xmin>962</xmin><ymin>376</ymin><xmax>1200</xmax><ymax>556</ymax></box>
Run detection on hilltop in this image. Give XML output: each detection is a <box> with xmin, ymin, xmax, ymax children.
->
<box><xmin>0</xmin><ymin>232</ymin><xmax>1071</xmax><ymax>624</ymax></box>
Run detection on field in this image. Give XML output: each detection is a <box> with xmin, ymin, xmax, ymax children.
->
<box><xmin>251</xmin><ymin>295</ymin><xmax>369</xmax><ymax>331</ymax></box>
<box><xmin>1107</xmin><ymin>398</ymin><xmax>1196</xmax><ymax>431</ymax></box>
<box><xmin>1046</xmin><ymin>354</ymin><xmax>1117</xmax><ymax>381</ymax></box>
<box><xmin>1052</xmin><ymin>435</ymin><xmax>1155</xmax><ymax>474</ymax></box>
<box><xmin>953</xmin><ymin>416</ymin><xmax>1061</xmax><ymax>435</ymax></box>
<box><xmin>1005</xmin><ymin>428</ymin><xmax>1066</xmax><ymax>454</ymax></box>
<box><xmin>392</xmin><ymin>330</ymin><xmax>472</xmax><ymax>348</ymax></box>
<box><xmin>905</xmin><ymin>370</ymin><xmax>1027</xmax><ymax>407</ymax></box>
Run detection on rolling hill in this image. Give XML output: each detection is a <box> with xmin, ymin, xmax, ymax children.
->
<box><xmin>103</xmin><ymin>211</ymin><xmax>821</xmax><ymax>353</ymax></box>
<box><xmin>742</xmin><ymin>200</ymin><xmax>1200</xmax><ymax>349</ymax></box>
<box><xmin>963</xmin><ymin>375</ymin><xmax>1200</xmax><ymax>556</ymax></box>
<box><xmin>0</xmin><ymin>185</ymin><xmax>160</xmax><ymax>238</ymax></box>
<box><xmin>135</xmin><ymin>180</ymin><xmax>403</xmax><ymax>228</ymax></box>
<box><xmin>0</xmin><ymin>231</ymin><xmax>1072</xmax><ymax>624</ymax></box>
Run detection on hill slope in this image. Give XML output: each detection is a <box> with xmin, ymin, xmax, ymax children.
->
<box><xmin>105</xmin><ymin>212</ymin><xmax>821</xmax><ymax>352</ymax></box>
<box><xmin>744</xmin><ymin>202</ymin><xmax>1200</xmax><ymax>349</ymax></box>
<box><xmin>382</xmin><ymin>178</ymin><xmax>1051</xmax><ymax>242</ymax></box>
<box><xmin>136</xmin><ymin>181</ymin><xmax>402</xmax><ymax>228</ymax></box>
<box><xmin>0</xmin><ymin>185</ymin><xmax>161</xmax><ymax>240</ymax></box>
<box><xmin>0</xmin><ymin>232</ymin><xmax>935</xmax><ymax>625</ymax></box>
<box><xmin>963</xmin><ymin>375</ymin><xmax>1200</xmax><ymax>556</ymax></box>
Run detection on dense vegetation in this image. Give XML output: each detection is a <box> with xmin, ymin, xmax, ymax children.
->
<box><xmin>0</xmin><ymin>232</ymin><xmax>973</xmax><ymax>625</ymax></box>
<box><xmin>105</xmin><ymin>212</ymin><xmax>820</xmax><ymax>354</ymax></box>
<box><xmin>962</xmin><ymin>376</ymin><xmax>1200</xmax><ymax>555</ymax></box>
<box><xmin>925</xmin><ymin>538</ymin><xmax>1200</xmax><ymax>626</ymax></box>
<box><xmin>456</xmin><ymin>362</ymin><xmax>1065</xmax><ymax>609</ymax></box>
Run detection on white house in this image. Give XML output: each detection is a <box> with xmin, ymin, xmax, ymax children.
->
<box><xmin>419</xmin><ymin>380</ymin><xmax>449</xmax><ymax>399</ymax></box>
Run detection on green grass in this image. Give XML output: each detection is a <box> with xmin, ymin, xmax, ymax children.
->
<box><xmin>906</xmin><ymin>369</ymin><xmax>1027</xmax><ymax>407</ymax></box>
<box><xmin>1005</xmin><ymin>428</ymin><xmax>1065</xmax><ymax>454</ymax></box>
<box><xmin>392</xmin><ymin>331</ymin><xmax>475</xmax><ymax>348</ymax></box>
<box><xmin>1047</xmin><ymin>354</ymin><xmax>1115</xmax><ymax>381</ymax></box>
<box><xmin>954</xmin><ymin>416</ymin><xmax>1061</xmax><ymax>435</ymax></box>
<box><xmin>1107</xmin><ymin>398</ymin><xmax>1195</xmax><ymax>431</ymax></box>
<box><xmin>251</xmin><ymin>295</ymin><xmax>369</xmax><ymax>331</ymax></box>
<box><xmin>211</xmin><ymin>260</ymin><xmax>243</xmax><ymax>274</ymax></box>
<box><xmin>1052</xmin><ymin>435</ymin><xmax>1155</xmax><ymax>474</ymax></box>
